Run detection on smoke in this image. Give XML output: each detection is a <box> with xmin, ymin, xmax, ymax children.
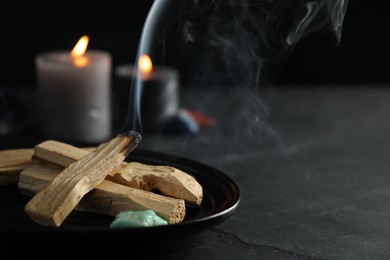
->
<box><xmin>128</xmin><ymin>0</ymin><xmax>349</xmax><ymax>139</ymax></box>
<box><xmin>175</xmin><ymin>0</ymin><xmax>349</xmax><ymax>88</ymax></box>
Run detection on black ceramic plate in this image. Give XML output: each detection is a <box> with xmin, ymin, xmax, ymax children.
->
<box><xmin>1</xmin><ymin>149</ymin><xmax>240</xmax><ymax>245</ymax></box>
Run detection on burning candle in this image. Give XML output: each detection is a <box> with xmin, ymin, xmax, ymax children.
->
<box><xmin>36</xmin><ymin>35</ymin><xmax>112</xmax><ymax>143</ymax></box>
<box><xmin>114</xmin><ymin>54</ymin><xmax>179</xmax><ymax>132</ymax></box>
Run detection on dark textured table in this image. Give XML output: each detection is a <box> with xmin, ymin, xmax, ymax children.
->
<box><xmin>2</xmin><ymin>85</ymin><xmax>390</xmax><ymax>259</ymax></box>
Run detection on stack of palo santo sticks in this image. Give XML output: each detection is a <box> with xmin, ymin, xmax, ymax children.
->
<box><xmin>0</xmin><ymin>131</ymin><xmax>203</xmax><ymax>227</ymax></box>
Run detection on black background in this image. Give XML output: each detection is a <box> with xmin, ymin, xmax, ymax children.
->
<box><xmin>0</xmin><ymin>0</ymin><xmax>388</xmax><ymax>88</ymax></box>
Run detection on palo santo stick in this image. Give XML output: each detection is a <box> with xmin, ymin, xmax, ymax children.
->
<box><xmin>19</xmin><ymin>163</ymin><xmax>185</xmax><ymax>224</ymax></box>
<box><xmin>0</xmin><ymin>147</ymin><xmax>96</xmax><ymax>186</ymax></box>
<box><xmin>24</xmin><ymin>131</ymin><xmax>141</xmax><ymax>227</ymax></box>
<box><xmin>33</xmin><ymin>143</ymin><xmax>95</xmax><ymax>168</ymax></box>
<box><xmin>34</xmin><ymin>140</ymin><xmax>203</xmax><ymax>206</ymax></box>
<box><xmin>0</xmin><ymin>148</ymin><xmax>34</xmax><ymax>185</ymax></box>
<box><xmin>110</xmin><ymin>162</ymin><xmax>203</xmax><ymax>206</ymax></box>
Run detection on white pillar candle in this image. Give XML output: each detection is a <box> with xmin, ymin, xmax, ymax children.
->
<box><xmin>36</xmin><ymin>48</ymin><xmax>112</xmax><ymax>143</ymax></box>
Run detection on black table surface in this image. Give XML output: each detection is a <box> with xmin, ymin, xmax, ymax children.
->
<box><xmin>2</xmin><ymin>85</ymin><xmax>390</xmax><ymax>259</ymax></box>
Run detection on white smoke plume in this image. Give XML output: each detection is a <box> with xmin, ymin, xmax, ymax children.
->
<box><xmin>174</xmin><ymin>0</ymin><xmax>349</xmax><ymax>88</ymax></box>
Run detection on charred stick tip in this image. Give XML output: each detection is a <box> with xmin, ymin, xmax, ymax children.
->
<box><xmin>121</xmin><ymin>131</ymin><xmax>142</xmax><ymax>157</ymax></box>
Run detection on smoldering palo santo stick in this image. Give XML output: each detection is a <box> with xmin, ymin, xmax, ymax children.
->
<box><xmin>24</xmin><ymin>131</ymin><xmax>141</xmax><ymax>227</ymax></box>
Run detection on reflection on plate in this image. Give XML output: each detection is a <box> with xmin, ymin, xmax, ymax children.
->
<box><xmin>1</xmin><ymin>149</ymin><xmax>240</xmax><ymax>245</ymax></box>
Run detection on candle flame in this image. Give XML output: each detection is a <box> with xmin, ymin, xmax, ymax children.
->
<box><xmin>138</xmin><ymin>54</ymin><xmax>153</xmax><ymax>79</ymax></box>
<box><xmin>71</xmin><ymin>35</ymin><xmax>89</xmax><ymax>67</ymax></box>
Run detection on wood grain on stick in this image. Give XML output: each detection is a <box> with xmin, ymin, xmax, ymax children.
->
<box><xmin>0</xmin><ymin>148</ymin><xmax>34</xmax><ymax>185</ymax></box>
<box><xmin>110</xmin><ymin>162</ymin><xmax>203</xmax><ymax>206</ymax></box>
<box><xmin>24</xmin><ymin>131</ymin><xmax>141</xmax><ymax>227</ymax></box>
<box><xmin>0</xmin><ymin>147</ymin><xmax>95</xmax><ymax>186</ymax></box>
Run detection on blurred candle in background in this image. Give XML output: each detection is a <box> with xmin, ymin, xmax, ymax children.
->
<box><xmin>114</xmin><ymin>55</ymin><xmax>179</xmax><ymax>132</ymax></box>
<box><xmin>36</xmin><ymin>35</ymin><xmax>112</xmax><ymax>143</ymax></box>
